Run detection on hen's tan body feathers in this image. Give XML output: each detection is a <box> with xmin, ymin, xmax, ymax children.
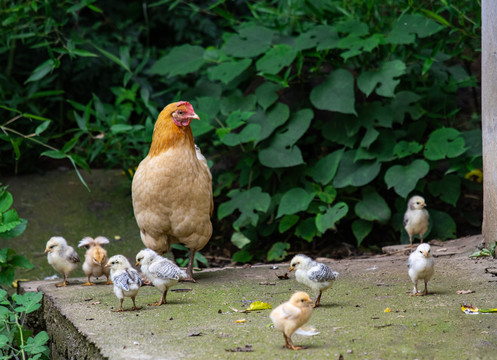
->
<box><xmin>132</xmin><ymin>102</ymin><xmax>213</xmax><ymax>281</ymax></box>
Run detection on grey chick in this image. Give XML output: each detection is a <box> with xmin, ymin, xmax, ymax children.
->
<box><xmin>106</xmin><ymin>255</ymin><xmax>142</xmax><ymax>312</ymax></box>
<box><xmin>136</xmin><ymin>249</ymin><xmax>187</xmax><ymax>306</ymax></box>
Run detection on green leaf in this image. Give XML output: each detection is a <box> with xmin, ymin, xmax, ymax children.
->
<box><xmin>357</xmin><ymin>60</ymin><xmax>406</xmax><ymax>97</ymax></box>
<box><xmin>221</xmin><ymin>123</ymin><xmax>261</xmax><ymax>146</ymax></box>
<box><xmin>35</xmin><ymin>120</ymin><xmax>51</xmax><ymax>136</ymax></box>
<box><xmin>384</xmin><ymin>159</ymin><xmax>430</xmax><ymax>198</ymax></box>
<box><xmin>277</xmin><ymin>188</ymin><xmax>315</xmax><ymax>218</ymax></box>
<box><xmin>25</xmin><ymin>59</ymin><xmax>55</xmax><ymax>83</ymax></box>
<box><xmin>428</xmin><ymin>174</ymin><xmax>461</xmax><ymax>207</ymax></box>
<box><xmin>256</xmin><ymin>44</ymin><xmax>297</xmax><ymax>75</ymax></box>
<box><xmin>386</xmin><ymin>14</ymin><xmax>444</xmax><ymax>45</ymax></box>
<box><xmin>255</xmin><ymin>82</ymin><xmax>283</xmax><ymax>111</ymax></box>
<box><xmin>310</xmin><ymin>69</ymin><xmax>357</xmax><ymax>115</ymax></box>
<box><xmin>110</xmin><ymin>124</ymin><xmax>133</xmax><ymax>133</ymax></box>
<box><xmin>294</xmin><ymin>25</ymin><xmax>340</xmax><ymax>51</ymax></box>
<box><xmin>279</xmin><ymin>215</ymin><xmax>300</xmax><ymax>233</ymax></box>
<box><xmin>0</xmin><ymin>189</ymin><xmax>13</xmax><ymax>213</ymax></box>
<box><xmin>315</xmin><ymin>202</ymin><xmax>349</xmax><ymax>233</ymax></box>
<box><xmin>352</xmin><ymin>219</ymin><xmax>373</xmax><ymax>247</ymax></box>
<box><xmin>258</xmin><ymin>108</ymin><xmax>312</xmax><ymax>167</ymax></box>
<box><xmin>354</xmin><ymin>191</ymin><xmax>391</xmax><ymax>224</ymax></box>
<box><xmin>12</xmin><ymin>292</ymin><xmax>43</xmax><ymax>314</ymax></box>
<box><xmin>333</xmin><ymin>151</ymin><xmax>381</xmax><ymax>188</ymax></box>
<box><xmin>41</xmin><ymin>150</ymin><xmax>67</xmax><ymax>159</ymax></box>
<box><xmin>394</xmin><ymin>141</ymin><xmax>423</xmax><ymax>159</ymax></box>
<box><xmin>222</xmin><ymin>25</ymin><xmax>274</xmax><ymax>58</ymax></box>
<box><xmin>217</xmin><ymin>187</ymin><xmax>271</xmax><ymax>230</ymax></box>
<box><xmin>207</xmin><ymin>59</ymin><xmax>252</xmax><ymax>84</ymax></box>
<box><xmin>231</xmin><ymin>232</ymin><xmax>251</xmax><ymax>249</ymax></box>
<box><xmin>248</xmin><ymin>103</ymin><xmax>290</xmax><ymax>143</ymax></box>
<box><xmin>267</xmin><ymin>242</ymin><xmax>290</xmax><ymax>261</ymax></box>
<box><xmin>311</xmin><ymin>149</ymin><xmax>344</xmax><ymax>185</ymax></box>
<box><xmin>232</xmin><ymin>250</ymin><xmax>253</xmax><ymax>263</ymax></box>
<box><xmin>149</xmin><ymin>45</ymin><xmax>205</xmax><ymax>76</ymax></box>
<box><xmin>316</xmin><ymin>185</ymin><xmax>337</xmax><ymax>204</ymax></box>
<box><xmin>10</xmin><ymin>255</ymin><xmax>34</xmax><ymax>270</ymax></box>
<box><xmin>429</xmin><ymin>210</ymin><xmax>456</xmax><ymax>240</ymax></box>
<box><xmin>461</xmin><ymin>129</ymin><xmax>482</xmax><ymax>157</ymax></box>
<box><xmin>295</xmin><ymin>218</ymin><xmax>317</xmax><ymax>241</ymax></box>
<box><xmin>424</xmin><ymin>127</ymin><xmax>467</xmax><ymax>161</ymax></box>
<box><xmin>93</xmin><ymin>45</ymin><xmax>131</xmax><ymax>72</ymax></box>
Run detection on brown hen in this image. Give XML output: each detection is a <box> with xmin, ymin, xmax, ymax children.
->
<box><xmin>132</xmin><ymin>101</ymin><xmax>213</xmax><ymax>282</ymax></box>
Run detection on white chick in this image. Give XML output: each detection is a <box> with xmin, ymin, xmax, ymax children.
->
<box><xmin>78</xmin><ymin>236</ymin><xmax>111</xmax><ymax>286</ymax></box>
<box><xmin>404</xmin><ymin>195</ymin><xmax>429</xmax><ymax>247</ymax></box>
<box><xmin>106</xmin><ymin>255</ymin><xmax>142</xmax><ymax>312</ymax></box>
<box><xmin>270</xmin><ymin>291</ymin><xmax>313</xmax><ymax>350</ymax></box>
<box><xmin>44</xmin><ymin>236</ymin><xmax>80</xmax><ymax>287</ymax></box>
<box><xmin>136</xmin><ymin>249</ymin><xmax>187</xmax><ymax>306</ymax></box>
<box><xmin>407</xmin><ymin>243</ymin><xmax>435</xmax><ymax>296</ymax></box>
<box><xmin>289</xmin><ymin>254</ymin><xmax>339</xmax><ymax>307</ymax></box>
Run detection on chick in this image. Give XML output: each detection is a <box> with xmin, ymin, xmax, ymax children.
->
<box><xmin>407</xmin><ymin>243</ymin><xmax>435</xmax><ymax>296</ymax></box>
<box><xmin>106</xmin><ymin>255</ymin><xmax>142</xmax><ymax>311</ymax></box>
<box><xmin>78</xmin><ymin>236</ymin><xmax>111</xmax><ymax>286</ymax></box>
<box><xmin>136</xmin><ymin>249</ymin><xmax>187</xmax><ymax>306</ymax></box>
<box><xmin>270</xmin><ymin>291</ymin><xmax>313</xmax><ymax>350</ymax></box>
<box><xmin>44</xmin><ymin>236</ymin><xmax>80</xmax><ymax>287</ymax></box>
<box><xmin>404</xmin><ymin>195</ymin><xmax>429</xmax><ymax>247</ymax></box>
<box><xmin>289</xmin><ymin>254</ymin><xmax>339</xmax><ymax>307</ymax></box>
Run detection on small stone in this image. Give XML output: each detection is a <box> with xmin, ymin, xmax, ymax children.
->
<box><xmin>347</xmin><ymin>349</ymin><xmax>353</xmax><ymax>354</ymax></box>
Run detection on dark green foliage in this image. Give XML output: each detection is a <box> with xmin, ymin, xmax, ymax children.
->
<box><xmin>0</xmin><ymin>1</ymin><xmax>481</xmax><ymax>262</ymax></box>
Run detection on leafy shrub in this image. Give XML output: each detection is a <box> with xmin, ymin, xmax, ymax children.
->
<box><xmin>0</xmin><ymin>185</ymin><xmax>49</xmax><ymax>359</ymax></box>
<box><xmin>0</xmin><ymin>1</ymin><xmax>481</xmax><ymax>263</ymax></box>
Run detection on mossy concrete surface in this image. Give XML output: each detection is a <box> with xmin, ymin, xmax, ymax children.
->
<box><xmin>20</xmin><ymin>235</ymin><xmax>497</xmax><ymax>360</ymax></box>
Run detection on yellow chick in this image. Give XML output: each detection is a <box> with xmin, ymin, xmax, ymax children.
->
<box><xmin>78</xmin><ymin>236</ymin><xmax>112</xmax><ymax>286</ymax></box>
<box><xmin>44</xmin><ymin>236</ymin><xmax>80</xmax><ymax>287</ymax></box>
<box><xmin>270</xmin><ymin>291</ymin><xmax>313</xmax><ymax>350</ymax></box>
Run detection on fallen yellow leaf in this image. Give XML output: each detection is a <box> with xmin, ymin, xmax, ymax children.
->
<box><xmin>235</xmin><ymin>319</ymin><xmax>246</xmax><ymax>323</ymax></box>
<box><xmin>384</xmin><ymin>307</ymin><xmax>391</xmax><ymax>313</ymax></box>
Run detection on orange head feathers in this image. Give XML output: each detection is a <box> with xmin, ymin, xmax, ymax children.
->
<box><xmin>148</xmin><ymin>101</ymin><xmax>200</xmax><ymax>157</ymax></box>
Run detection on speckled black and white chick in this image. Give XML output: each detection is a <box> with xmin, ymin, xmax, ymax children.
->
<box><xmin>289</xmin><ymin>254</ymin><xmax>338</xmax><ymax>308</ymax></box>
<box><xmin>407</xmin><ymin>243</ymin><xmax>434</xmax><ymax>296</ymax></box>
<box><xmin>136</xmin><ymin>249</ymin><xmax>187</xmax><ymax>306</ymax></box>
<box><xmin>404</xmin><ymin>195</ymin><xmax>429</xmax><ymax>247</ymax></box>
<box><xmin>270</xmin><ymin>291</ymin><xmax>313</xmax><ymax>350</ymax></box>
<box><xmin>106</xmin><ymin>255</ymin><xmax>142</xmax><ymax>312</ymax></box>
<box><xmin>44</xmin><ymin>236</ymin><xmax>80</xmax><ymax>287</ymax></box>
<box><xmin>78</xmin><ymin>236</ymin><xmax>111</xmax><ymax>286</ymax></box>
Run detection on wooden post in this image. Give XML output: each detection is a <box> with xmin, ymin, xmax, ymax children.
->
<box><xmin>482</xmin><ymin>1</ymin><xmax>497</xmax><ymax>246</ymax></box>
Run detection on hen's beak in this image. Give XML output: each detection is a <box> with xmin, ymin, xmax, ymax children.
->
<box><xmin>44</xmin><ymin>248</ymin><xmax>50</xmax><ymax>254</ymax></box>
<box><xmin>289</xmin><ymin>266</ymin><xmax>294</xmax><ymax>272</ymax></box>
<box><xmin>191</xmin><ymin>112</ymin><xmax>200</xmax><ymax>121</ymax></box>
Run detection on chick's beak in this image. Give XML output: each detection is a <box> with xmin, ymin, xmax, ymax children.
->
<box><xmin>44</xmin><ymin>248</ymin><xmax>50</xmax><ymax>254</ymax></box>
<box><xmin>289</xmin><ymin>266</ymin><xmax>294</xmax><ymax>272</ymax></box>
<box><xmin>135</xmin><ymin>261</ymin><xmax>140</xmax><ymax>266</ymax></box>
<box><xmin>423</xmin><ymin>250</ymin><xmax>428</xmax><ymax>257</ymax></box>
<box><xmin>105</xmin><ymin>262</ymin><xmax>111</xmax><ymax>268</ymax></box>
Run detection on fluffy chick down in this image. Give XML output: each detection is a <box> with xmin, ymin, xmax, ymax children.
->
<box><xmin>78</xmin><ymin>236</ymin><xmax>111</xmax><ymax>286</ymax></box>
<box><xmin>107</xmin><ymin>255</ymin><xmax>142</xmax><ymax>311</ymax></box>
<box><xmin>407</xmin><ymin>243</ymin><xmax>435</xmax><ymax>296</ymax></box>
<box><xmin>270</xmin><ymin>291</ymin><xmax>313</xmax><ymax>350</ymax></box>
<box><xmin>45</xmin><ymin>236</ymin><xmax>80</xmax><ymax>287</ymax></box>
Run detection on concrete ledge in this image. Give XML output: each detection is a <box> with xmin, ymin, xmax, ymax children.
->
<box><xmin>20</xmin><ymin>236</ymin><xmax>497</xmax><ymax>360</ymax></box>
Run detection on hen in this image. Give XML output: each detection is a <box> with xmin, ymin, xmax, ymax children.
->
<box><xmin>132</xmin><ymin>101</ymin><xmax>213</xmax><ymax>282</ymax></box>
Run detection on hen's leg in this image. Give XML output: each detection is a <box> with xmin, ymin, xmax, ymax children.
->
<box><xmin>182</xmin><ymin>250</ymin><xmax>196</xmax><ymax>282</ymax></box>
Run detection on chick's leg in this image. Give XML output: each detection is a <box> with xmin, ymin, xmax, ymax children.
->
<box><xmin>131</xmin><ymin>296</ymin><xmax>139</xmax><ymax>311</ymax></box>
<box><xmin>56</xmin><ymin>274</ymin><xmax>68</xmax><ymax>287</ymax></box>
<box><xmin>105</xmin><ymin>275</ymin><xmax>112</xmax><ymax>285</ymax></box>
<box><xmin>410</xmin><ymin>281</ymin><xmax>419</xmax><ymax>296</ymax></box>
<box><xmin>286</xmin><ymin>335</ymin><xmax>306</xmax><ymax>350</ymax></box>
<box><xmin>313</xmin><ymin>291</ymin><xmax>322</xmax><ymax>308</ymax></box>
<box><xmin>407</xmin><ymin>233</ymin><xmax>413</xmax><ymax>248</ymax></box>
<box><xmin>422</xmin><ymin>281</ymin><xmax>429</xmax><ymax>296</ymax></box>
<box><xmin>82</xmin><ymin>275</ymin><xmax>95</xmax><ymax>286</ymax></box>
<box><xmin>148</xmin><ymin>290</ymin><xmax>167</xmax><ymax>306</ymax></box>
